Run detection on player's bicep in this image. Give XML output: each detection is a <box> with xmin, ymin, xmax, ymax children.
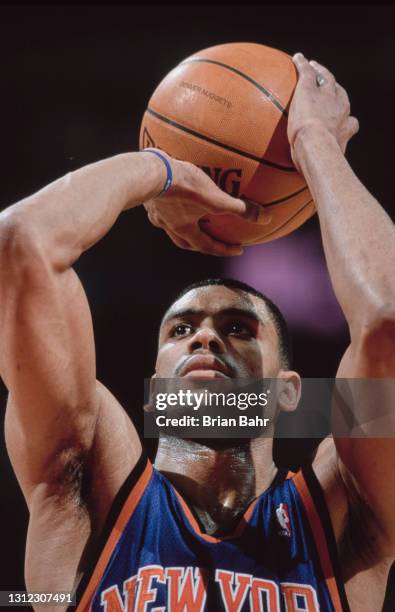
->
<box><xmin>1</xmin><ymin>242</ymin><xmax>98</xmax><ymax>498</ymax></box>
<box><xmin>334</xmin><ymin>343</ymin><xmax>395</xmax><ymax>556</ymax></box>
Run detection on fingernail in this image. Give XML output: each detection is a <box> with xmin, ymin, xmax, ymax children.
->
<box><xmin>293</xmin><ymin>52</ymin><xmax>305</xmax><ymax>61</ymax></box>
<box><xmin>257</xmin><ymin>210</ymin><xmax>272</xmax><ymax>226</ymax></box>
<box><xmin>241</xmin><ymin>197</ymin><xmax>260</xmax><ymax>222</ymax></box>
<box><xmin>228</xmin><ymin>249</ymin><xmax>242</xmax><ymax>256</ymax></box>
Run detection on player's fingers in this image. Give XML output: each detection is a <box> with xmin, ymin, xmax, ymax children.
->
<box><xmin>348</xmin><ymin>116</ymin><xmax>360</xmax><ymax>137</ymax></box>
<box><xmin>146</xmin><ymin>209</ymin><xmax>161</xmax><ymax>228</ymax></box>
<box><xmin>203</xmin><ymin>188</ymin><xmax>270</xmax><ymax>226</ymax></box>
<box><xmin>309</xmin><ymin>60</ymin><xmax>336</xmax><ymax>87</ymax></box>
<box><xmin>193</xmin><ymin>223</ymin><xmax>244</xmax><ymax>256</ymax></box>
<box><xmin>292</xmin><ymin>53</ymin><xmax>317</xmax><ymax>86</ymax></box>
<box><xmin>203</xmin><ymin>188</ymin><xmax>248</xmax><ymax>218</ymax></box>
<box><xmin>239</xmin><ymin>198</ymin><xmax>264</xmax><ymax>222</ymax></box>
<box><xmin>166</xmin><ymin>229</ymin><xmax>193</xmax><ymax>250</ymax></box>
<box><xmin>335</xmin><ymin>83</ymin><xmax>351</xmax><ymax>113</ymax></box>
<box><xmin>209</xmin><ymin>193</ymin><xmax>268</xmax><ymax>227</ymax></box>
<box><xmin>188</xmin><ymin>164</ymin><xmax>247</xmax><ymax>217</ymax></box>
<box><xmin>239</xmin><ymin>198</ymin><xmax>273</xmax><ymax>225</ymax></box>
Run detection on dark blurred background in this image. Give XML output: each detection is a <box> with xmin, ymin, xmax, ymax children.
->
<box><xmin>0</xmin><ymin>5</ymin><xmax>394</xmax><ymax>609</ymax></box>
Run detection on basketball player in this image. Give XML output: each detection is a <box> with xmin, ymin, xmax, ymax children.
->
<box><xmin>0</xmin><ymin>53</ymin><xmax>394</xmax><ymax>612</ymax></box>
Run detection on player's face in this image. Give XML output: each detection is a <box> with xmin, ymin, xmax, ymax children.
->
<box><xmin>155</xmin><ymin>286</ymin><xmax>282</xmax><ymax>379</ymax></box>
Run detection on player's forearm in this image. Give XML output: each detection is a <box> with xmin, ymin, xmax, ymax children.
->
<box><xmin>295</xmin><ymin>127</ymin><xmax>395</xmax><ymax>337</ymax></box>
<box><xmin>0</xmin><ymin>152</ymin><xmax>166</xmax><ymax>270</ymax></box>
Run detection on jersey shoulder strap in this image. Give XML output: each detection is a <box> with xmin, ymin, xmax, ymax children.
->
<box><xmin>74</xmin><ymin>451</ymin><xmax>152</xmax><ymax>609</ymax></box>
<box><xmin>292</xmin><ymin>463</ymin><xmax>351</xmax><ymax>612</ymax></box>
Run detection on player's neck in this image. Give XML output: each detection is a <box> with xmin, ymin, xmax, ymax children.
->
<box><xmin>154</xmin><ymin>436</ymin><xmax>277</xmax><ymax>534</ymax></box>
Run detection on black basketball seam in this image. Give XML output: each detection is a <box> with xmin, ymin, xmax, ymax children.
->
<box><xmin>249</xmin><ymin>186</ymin><xmax>308</xmax><ymax>208</ymax></box>
<box><xmin>259</xmin><ymin>199</ymin><xmax>314</xmax><ymax>241</ymax></box>
<box><xmin>182</xmin><ymin>57</ymin><xmax>288</xmax><ymax>116</ymax></box>
<box><xmin>146</xmin><ymin>107</ymin><xmax>296</xmax><ymax>173</ymax></box>
<box><xmin>202</xmin><ymin>199</ymin><xmax>314</xmax><ymax>244</ymax></box>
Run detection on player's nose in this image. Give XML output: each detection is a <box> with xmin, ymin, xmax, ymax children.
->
<box><xmin>187</xmin><ymin>326</ymin><xmax>225</xmax><ymax>354</ymax></box>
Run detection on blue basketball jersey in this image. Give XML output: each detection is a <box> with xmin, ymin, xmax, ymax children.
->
<box><xmin>75</xmin><ymin>453</ymin><xmax>349</xmax><ymax>611</ymax></box>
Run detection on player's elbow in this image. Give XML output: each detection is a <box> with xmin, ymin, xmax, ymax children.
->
<box><xmin>0</xmin><ymin>207</ymin><xmax>49</xmax><ymax>279</ymax></box>
<box><xmin>358</xmin><ymin>309</ymin><xmax>395</xmax><ymax>374</ymax></box>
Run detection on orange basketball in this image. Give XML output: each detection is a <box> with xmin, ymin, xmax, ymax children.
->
<box><xmin>139</xmin><ymin>42</ymin><xmax>314</xmax><ymax>246</ymax></box>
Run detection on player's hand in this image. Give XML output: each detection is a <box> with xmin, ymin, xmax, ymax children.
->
<box><xmin>288</xmin><ymin>53</ymin><xmax>359</xmax><ymax>169</ymax></box>
<box><xmin>144</xmin><ymin>152</ymin><xmax>257</xmax><ymax>257</ymax></box>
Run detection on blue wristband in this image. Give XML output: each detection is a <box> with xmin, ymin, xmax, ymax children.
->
<box><xmin>143</xmin><ymin>148</ymin><xmax>173</xmax><ymax>196</ymax></box>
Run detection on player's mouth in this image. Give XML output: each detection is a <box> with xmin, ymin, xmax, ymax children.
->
<box><xmin>179</xmin><ymin>354</ymin><xmax>232</xmax><ymax>379</ymax></box>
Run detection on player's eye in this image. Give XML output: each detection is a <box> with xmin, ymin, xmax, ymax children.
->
<box><xmin>171</xmin><ymin>323</ymin><xmax>193</xmax><ymax>337</ymax></box>
<box><xmin>225</xmin><ymin>321</ymin><xmax>253</xmax><ymax>337</ymax></box>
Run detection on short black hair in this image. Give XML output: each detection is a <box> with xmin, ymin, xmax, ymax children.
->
<box><xmin>165</xmin><ymin>278</ymin><xmax>292</xmax><ymax>368</ymax></box>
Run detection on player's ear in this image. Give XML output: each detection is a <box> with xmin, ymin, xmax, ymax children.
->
<box><xmin>277</xmin><ymin>370</ymin><xmax>301</xmax><ymax>413</ymax></box>
<box><xmin>143</xmin><ymin>373</ymin><xmax>157</xmax><ymax>413</ymax></box>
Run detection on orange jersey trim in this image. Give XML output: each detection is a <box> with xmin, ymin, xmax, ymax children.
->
<box><xmin>292</xmin><ymin>470</ymin><xmax>344</xmax><ymax>612</ymax></box>
<box><xmin>76</xmin><ymin>460</ymin><xmax>153</xmax><ymax>612</ymax></box>
<box><xmin>172</xmin><ymin>487</ymin><xmax>259</xmax><ymax>543</ymax></box>
<box><xmin>171</xmin><ymin>468</ymin><xmax>290</xmax><ymax>543</ymax></box>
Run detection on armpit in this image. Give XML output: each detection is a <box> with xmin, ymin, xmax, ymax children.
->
<box><xmin>41</xmin><ymin>442</ymin><xmax>91</xmax><ymax>509</ymax></box>
<box><xmin>338</xmin><ymin>474</ymin><xmax>387</xmax><ymax>578</ymax></box>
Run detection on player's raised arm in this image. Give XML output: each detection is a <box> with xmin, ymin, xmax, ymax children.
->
<box><xmin>0</xmin><ymin>153</ymin><xmax>167</xmax><ymax>505</ymax></box>
<box><xmin>289</xmin><ymin>54</ymin><xmax>395</xmax><ymax>557</ymax></box>
<box><xmin>0</xmin><ymin>150</ymin><xmax>246</xmax><ymax>502</ymax></box>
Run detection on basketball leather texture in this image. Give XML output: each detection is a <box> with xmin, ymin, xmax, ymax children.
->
<box><xmin>140</xmin><ymin>42</ymin><xmax>314</xmax><ymax>246</ymax></box>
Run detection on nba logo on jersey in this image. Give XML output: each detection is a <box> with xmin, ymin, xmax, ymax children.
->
<box><xmin>276</xmin><ymin>502</ymin><xmax>291</xmax><ymax>537</ymax></box>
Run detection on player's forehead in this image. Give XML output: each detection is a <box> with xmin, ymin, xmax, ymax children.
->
<box><xmin>162</xmin><ymin>285</ymin><xmax>272</xmax><ymax>325</ymax></box>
